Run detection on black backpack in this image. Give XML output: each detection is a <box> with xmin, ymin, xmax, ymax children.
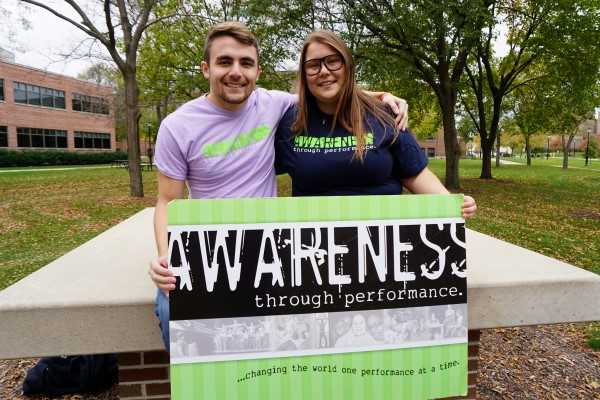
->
<box><xmin>22</xmin><ymin>354</ymin><xmax>118</xmax><ymax>396</ymax></box>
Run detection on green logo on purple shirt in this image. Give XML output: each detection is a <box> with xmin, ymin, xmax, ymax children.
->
<box><xmin>202</xmin><ymin>124</ymin><xmax>271</xmax><ymax>157</ymax></box>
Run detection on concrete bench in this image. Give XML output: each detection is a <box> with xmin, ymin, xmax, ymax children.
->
<box><xmin>1</xmin><ymin>207</ymin><xmax>599</xmax><ymax>400</ymax></box>
<box><xmin>112</xmin><ymin>159</ymin><xmax>129</xmax><ymax>168</ymax></box>
<box><xmin>111</xmin><ymin>160</ymin><xmax>153</xmax><ymax>171</ymax></box>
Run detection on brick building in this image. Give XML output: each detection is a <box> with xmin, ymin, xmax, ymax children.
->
<box><xmin>0</xmin><ymin>60</ymin><xmax>115</xmax><ymax>151</ymax></box>
<box><xmin>417</xmin><ymin>130</ymin><xmax>467</xmax><ymax>158</ymax></box>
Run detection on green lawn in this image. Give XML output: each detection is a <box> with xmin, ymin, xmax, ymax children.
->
<box><xmin>429</xmin><ymin>159</ymin><xmax>600</xmax><ymax>274</ymax></box>
<box><xmin>503</xmin><ymin>155</ymin><xmax>599</xmax><ymax>169</ymax></box>
<box><xmin>0</xmin><ymin>160</ymin><xmax>598</xmax><ymax>292</ymax></box>
<box><xmin>0</xmin><ymin>164</ymin><xmax>114</xmax><ymax>171</ymax></box>
<box><xmin>0</xmin><ymin>167</ymin><xmax>157</xmax><ymax>290</ymax></box>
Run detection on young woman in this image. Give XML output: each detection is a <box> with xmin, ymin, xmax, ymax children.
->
<box><xmin>275</xmin><ymin>30</ymin><xmax>476</xmax><ymax>218</ymax></box>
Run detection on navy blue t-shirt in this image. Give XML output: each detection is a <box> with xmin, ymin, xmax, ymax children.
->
<box><xmin>275</xmin><ymin>103</ymin><xmax>428</xmax><ymax>196</ymax></box>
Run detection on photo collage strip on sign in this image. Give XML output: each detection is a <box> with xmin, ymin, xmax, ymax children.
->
<box><xmin>168</xmin><ymin>195</ymin><xmax>468</xmax><ymax>400</ymax></box>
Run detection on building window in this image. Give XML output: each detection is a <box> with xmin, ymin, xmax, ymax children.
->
<box><xmin>12</xmin><ymin>81</ymin><xmax>66</xmax><ymax>109</ymax></box>
<box><xmin>72</xmin><ymin>93</ymin><xmax>81</xmax><ymax>111</ymax></box>
<box><xmin>41</xmin><ymin>87</ymin><xmax>54</xmax><ymax>107</ymax></box>
<box><xmin>14</xmin><ymin>82</ymin><xmax>27</xmax><ymax>104</ymax></box>
<box><xmin>54</xmin><ymin>90</ymin><xmax>65</xmax><ymax>109</ymax></box>
<box><xmin>74</xmin><ymin>131</ymin><xmax>111</xmax><ymax>149</ymax></box>
<box><xmin>0</xmin><ymin>126</ymin><xmax>7</xmax><ymax>147</ymax></box>
<box><xmin>28</xmin><ymin>85</ymin><xmax>41</xmax><ymax>106</ymax></box>
<box><xmin>17</xmin><ymin>127</ymin><xmax>68</xmax><ymax>148</ymax></box>
<box><xmin>72</xmin><ymin>93</ymin><xmax>109</xmax><ymax>115</ymax></box>
<box><xmin>0</xmin><ymin>79</ymin><xmax>4</xmax><ymax>101</ymax></box>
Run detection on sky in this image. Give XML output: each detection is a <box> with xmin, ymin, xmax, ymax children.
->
<box><xmin>0</xmin><ymin>0</ymin><xmax>109</xmax><ymax>78</ymax></box>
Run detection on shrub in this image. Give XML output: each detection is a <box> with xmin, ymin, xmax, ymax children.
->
<box><xmin>0</xmin><ymin>149</ymin><xmax>129</xmax><ymax>168</ymax></box>
<box><xmin>588</xmin><ymin>323</ymin><xmax>600</xmax><ymax>350</ymax></box>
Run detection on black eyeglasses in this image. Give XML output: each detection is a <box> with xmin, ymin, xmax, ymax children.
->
<box><xmin>303</xmin><ymin>54</ymin><xmax>344</xmax><ymax>76</ymax></box>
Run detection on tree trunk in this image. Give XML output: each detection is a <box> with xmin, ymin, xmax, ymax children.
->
<box><xmin>477</xmin><ymin>131</ymin><xmax>493</xmax><ymax>179</ymax></box>
<box><xmin>495</xmin><ymin>130</ymin><xmax>501</xmax><ymax>167</ymax></box>
<box><xmin>525</xmin><ymin>135</ymin><xmax>531</xmax><ymax>166</ymax></box>
<box><xmin>124</xmin><ymin>70</ymin><xmax>144</xmax><ymax>197</ymax></box>
<box><xmin>439</xmin><ymin>99</ymin><xmax>460</xmax><ymax>189</ymax></box>
<box><xmin>481</xmin><ymin>149</ymin><xmax>492</xmax><ymax>179</ymax></box>
<box><xmin>561</xmin><ymin>134</ymin><xmax>573</xmax><ymax>170</ymax></box>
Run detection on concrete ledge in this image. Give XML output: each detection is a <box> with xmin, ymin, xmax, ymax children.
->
<box><xmin>466</xmin><ymin>229</ymin><xmax>600</xmax><ymax>328</ymax></box>
<box><xmin>0</xmin><ymin>208</ymin><xmax>163</xmax><ymax>359</ymax></box>
<box><xmin>1</xmin><ymin>208</ymin><xmax>599</xmax><ymax>359</ymax></box>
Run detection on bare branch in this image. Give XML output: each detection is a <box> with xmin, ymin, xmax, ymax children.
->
<box><xmin>19</xmin><ymin>0</ymin><xmax>101</xmax><ymax>41</ymax></box>
<box><xmin>115</xmin><ymin>0</ymin><xmax>132</xmax><ymax>50</ymax></box>
<box><xmin>104</xmin><ymin>0</ymin><xmax>117</xmax><ymax>49</ymax></box>
<box><xmin>132</xmin><ymin>0</ymin><xmax>157</xmax><ymax>51</ymax></box>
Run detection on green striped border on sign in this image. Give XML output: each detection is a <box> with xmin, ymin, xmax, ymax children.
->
<box><xmin>171</xmin><ymin>343</ymin><xmax>468</xmax><ymax>400</ymax></box>
<box><xmin>167</xmin><ymin>194</ymin><xmax>463</xmax><ymax>225</ymax></box>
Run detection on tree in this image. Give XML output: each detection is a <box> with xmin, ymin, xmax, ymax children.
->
<box><xmin>0</xmin><ymin>3</ymin><xmax>31</xmax><ymax>54</ymax></box>
<box><xmin>78</xmin><ymin>63</ymin><xmax>128</xmax><ymax>143</ymax></box>
<box><xmin>460</xmin><ymin>0</ymin><xmax>600</xmax><ymax>179</ymax></box>
<box><xmin>20</xmin><ymin>0</ymin><xmax>170</xmax><ymax>197</ymax></box>
<box><xmin>540</xmin><ymin>43</ymin><xmax>600</xmax><ymax>169</ymax></box>
<box><xmin>340</xmin><ymin>0</ymin><xmax>493</xmax><ymax>189</ymax></box>
<box><xmin>356</xmin><ymin>39</ymin><xmax>441</xmax><ymax>140</ymax></box>
<box><xmin>506</xmin><ymin>82</ymin><xmax>547</xmax><ymax>166</ymax></box>
<box><xmin>136</xmin><ymin>1</ymin><xmax>205</xmax><ymax>142</ymax></box>
<box><xmin>77</xmin><ymin>62</ymin><xmax>118</xmax><ymax>87</ymax></box>
<box><xmin>461</xmin><ymin>0</ymin><xmax>545</xmax><ymax>177</ymax></box>
<box><xmin>501</xmin><ymin>126</ymin><xmax>525</xmax><ymax>157</ymax></box>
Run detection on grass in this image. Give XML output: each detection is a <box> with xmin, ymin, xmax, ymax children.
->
<box><xmin>588</xmin><ymin>323</ymin><xmax>600</xmax><ymax>350</ymax></box>
<box><xmin>0</xmin><ymin>167</ymin><xmax>157</xmax><ymax>290</ymax></box>
<box><xmin>0</xmin><ymin>164</ymin><xmax>114</xmax><ymax>171</ymax></box>
<box><xmin>427</xmin><ymin>159</ymin><xmax>600</xmax><ymax>275</ymax></box>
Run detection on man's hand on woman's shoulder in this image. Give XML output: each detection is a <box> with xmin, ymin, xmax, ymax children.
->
<box><xmin>380</xmin><ymin>93</ymin><xmax>408</xmax><ymax>131</ymax></box>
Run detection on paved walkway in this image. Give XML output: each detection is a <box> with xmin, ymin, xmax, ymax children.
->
<box><xmin>501</xmin><ymin>158</ymin><xmax>600</xmax><ymax>172</ymax></box>
<box><xmin>548</xmin><ymin>164</ymin><xmax>600</xmax><ymax>172</ymax></box>
<box><xmin>499</xmin><ymin>160</ymin><xmax>523</xmax><ymax>165</ymax></box>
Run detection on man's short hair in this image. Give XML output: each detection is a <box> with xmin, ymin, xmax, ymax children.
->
<box><xmin>203</xmin><ymin>21</ymin><xmax>259</xmax><ymax>63</ymax></box>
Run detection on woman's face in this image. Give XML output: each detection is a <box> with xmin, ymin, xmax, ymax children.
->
<box><xmin>304</xmin><ymin>42</ymin><xmax>345</xmax><ymax>110</ymax></box>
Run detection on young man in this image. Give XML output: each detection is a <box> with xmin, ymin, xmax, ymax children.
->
<box><xmin>149</xmin><ymin>21</ymin><xmax>408</xmax><ymax>349</ymax></box>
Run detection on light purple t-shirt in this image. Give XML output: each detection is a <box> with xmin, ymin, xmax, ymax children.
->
<box><xmin>154</xmin><ymin>88</ymin><xmax>296</xmax><ymax>198</ymax></box>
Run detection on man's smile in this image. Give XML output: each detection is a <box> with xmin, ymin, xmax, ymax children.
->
<box><xmin>224</xmin><ymin>82</ymin><xmax>246</xmax><ymax>88</ymax></box>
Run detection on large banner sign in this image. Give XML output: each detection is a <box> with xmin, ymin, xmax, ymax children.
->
<box><xmin>168</xmin><ymin>195</ymin><xmax>468</xmax><ymax>400</ymax></box>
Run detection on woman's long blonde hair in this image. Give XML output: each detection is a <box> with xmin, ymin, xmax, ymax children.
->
<box><xmin>292</xmin><ymin>30</ymin><xmax>398</xmax><ymax>160</ymax></box>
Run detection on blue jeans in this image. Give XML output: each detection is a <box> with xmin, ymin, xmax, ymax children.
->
<box><xmin>154</xmin><ymin>289</ymin><xmax>170</xmax><ymax>353</ymax></box>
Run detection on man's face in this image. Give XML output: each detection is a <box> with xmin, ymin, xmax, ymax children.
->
<box><xmin>202</xmin><ymin>36</ymin><xmax>261</xmax><ymax>111</ymax></box>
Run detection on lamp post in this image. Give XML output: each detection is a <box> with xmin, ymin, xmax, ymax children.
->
<box><xmin>586</xmin><ymin>128</ymin><xmax>591</xmax><ymax>166</ymax></box>
<box><xmin>145</xmin><ymin>122</ymin><xmax>154</xmax><ymax>168</ymax></box>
